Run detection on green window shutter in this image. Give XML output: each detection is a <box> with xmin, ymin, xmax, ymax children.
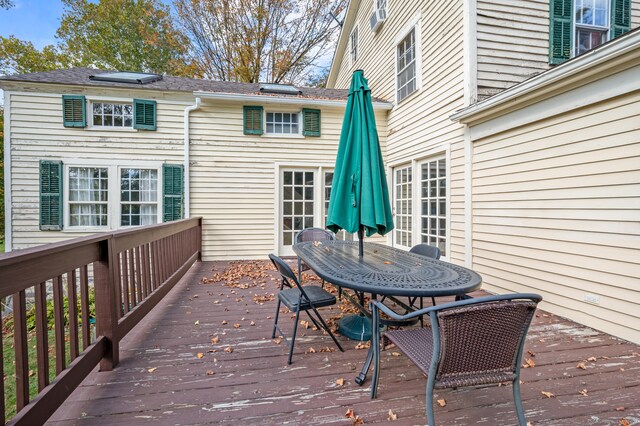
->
<box><xmin>163</xmin><ymin>164</ymin><xmax>183</xmax><ymax>222</ymax></box>
<box><xmin>302</xmin><ymin>108</ymin><xmax>321</xmax><ymax>137</ymax></box>
<box><xmin>610</xmin><ymin>0</ymin><xmax>631</xmax><ymax>39</ymax></box>
<box><xmin>549</xmin><ymin>0</ymin><xmax>573</xmax><ymax>65</ymax></box>
<box><xmin>133</xmin><ymin>99</ymin><xmax>157</xmax><ymax>130</ymax></box>
<box><xmin>40</xmin><ymin>160</ymin><xmax>63</xmax><ymax>230</ymax></box>
<box><xmin>62</xmin><ymin>95</ymin><xmax>86</xmax><ymax>128</ymax></box>
<box><xmin>243</xmin><ymin>106</ymin><xmax>263</xmax><ymax>135</ymax></box>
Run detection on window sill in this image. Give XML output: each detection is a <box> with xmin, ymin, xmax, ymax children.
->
<box><xmin>263</xmin><ymin>133</ymin><xmax>306</xmax><ymax>139</ymax></box>
<box><xmin>394</xmin><ymin>87</ymin><xmax>421</xmax><ymax>109</ymax></box>
<box><xmin>63</xmin><ymin>226</ymin><xmax>110</xmax><ymax>233</ymax></box>
<box><xmin>86</xmin><ymin>126</ymin><xmax>139</xmax><ymax>132</ymax></box>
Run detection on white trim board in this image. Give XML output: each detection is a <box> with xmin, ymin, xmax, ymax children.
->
<box><xmin>3</xmin><ymin>92</ymin><xmax>11</xmax><ymax>252</ymax></box>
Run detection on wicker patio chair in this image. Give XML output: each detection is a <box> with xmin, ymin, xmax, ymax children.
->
<box><xmin>295</xmin><ymin>227</ymin><xmax>335</xmax><ymax>287</ymax></box>
<box><xmin>269</xmin><ymin>254</ymin><xmax>344</xmax><ymax>364</ymax></box>
<box><xmin>408</xmin><ymin>244</ymin><xmax>441</xmax><ymax>324</ymax></box>
<box><xmin>370</xmin><ymin>293</ymin><xmax>542</xmax><ymax>426</ymax></box>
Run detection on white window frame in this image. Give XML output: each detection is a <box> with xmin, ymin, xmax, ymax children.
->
<box><xmin>63</xmin><ymin>160</ymin><xmax>163</xmax><ymax>232</ymax></box>
<box><xmin>86</xmin><ymin>96</ymin><xmax>138</xmax><ymax>131</ymax></box>
<box><xmin>274</xmin><ymin>163</ymin><xmax>338</xmax><ymax>256</ymax></box>
<box><xmin>394</xmin><ymin>15</ymin><xmax>422</xmax><ymax>105</ymax></box>
<box><xmin>572</xmin><ymin>0</ymin><xmax>611</xmax><ymax>57</ymax></box>
<box><xmin>350</xmin><ymin>25</ymin><xmax>359</xmax><ymax>66</ymax></box>
<box><xmin>263</xmin><ymin>109</ymin><xmax>303</xmax><ymax>138</ymax></box>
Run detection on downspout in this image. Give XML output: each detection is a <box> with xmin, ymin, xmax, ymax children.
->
<box><xmin>183</xmin><ymin>97</ymin><xmax>201</xmax><ymax>218</ymax></box>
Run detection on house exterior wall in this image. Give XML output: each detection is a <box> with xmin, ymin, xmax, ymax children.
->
<box><xmin>3</xmin><ymin>82</ymin><xmax>386</xmax><ymax>260</ymax></box>
<box><xmin>467</xmin><ymin>79</ymin><xmax>640</xmax><ymax>344</ymax></box>
<box><xmin>329</xmin><ymin>0</ymin><xmax>468</xmax><ymax>264</ymax></box>
<box><xmin>476</xmin><ymin>0</ymin><xmax>640</xmax><ymax>100</ymax></box>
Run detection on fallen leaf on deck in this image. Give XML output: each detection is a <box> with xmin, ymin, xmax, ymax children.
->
<box><xmin>616</xmin><ymin>407</ymin><xmax>625</xmax><ymax>411</ymax></box>
<box><xmin>336</xmin><ymin>377</ymin><xmax>345</xmax><ymax>386</ymax></box>
<box><xmin>384</xmin><ymin>343</ymin><xmax>396</xmax><ymax>350</ymax></box>
<box><xmin>353</xmin><ymin>416</ymin><xmax>364</xmax><ymax>425</ymax></box>
<box><xmin>197</xmin><ymin>353</ymin><xmax>204</xmax><ymax>359</ymax></box>
<box><xmin>383</xmin><ymin>261</ymin><xmax>392</xmax><ymax>264</ymax></box>
<box><xmin>206</xmin><ymin>370</ymin><xmax>215</xmax><ymax>376</ymax></box>
<box><xmin>437</xmin><ymin>399</ymin><xmax>446</xmax><ymax>407</ymax></box>
<box><xmin>391</xmin><ymin>352</ymin><xmax>401</xmax><ymax>357</ymax></box>
<box><xmin>579</xmin><ymin>389</ymin><xmax>588</xmax><ymax>396</ymax></box>
<box><xmin>388</xmin><ymin>410</ymin><xmax>398</xmax><ymax>421</ymax></box>
<box><xmin>221</xmin><ymin>320</ymin><xmax>228</xmax><ymax>325</ymax></box>
<box><xmin>273</xmin><ymin>337</ymin><xmax>283</xmax><ymax>345</ymax></box>
<box><xmin>345</xmin><ymin>409</ymin><xmax>355</xmax><ymax>418</ymax></box>
<box><xmin>526</xmin><ymin>422</ymin><xmax>533</xmax><ymax>426</ymax></box>
<box><xmin>233</xmin><ymin>323</ymin><xmax>241</xmax><ymax>328</ymax></box>
<box><xmin>148</xmin><ymin>367</ymin><xmax>157</xmax><ymax>373</ymax></box>
<box><xmin>523</xmin><ymin>358</ymin><xmax>535</xmax><ymax>368</ymax></box>
<box><xmin>250</xmin><ymin>321</ymin><xmax>256</xmax><ymax>326</ymax></box>
<box><xmin>541</xmin><ymin>391</ymin><xmax>555</xmax><ymax>398</ymax></box>
<box><xmin>306</xmin><ymin>347</ymin><xmax>317</xmax><ymax>354</ymax></box>
<box><xmin>300</xmin><ymin>320</ymin><xmax>310</xmax><ymax>329</ymax></box>
<box><xmin>621</xmin><ymin>419</ymin><xmax>630</xmax><ymax>426</ymax></box>
<box><xmin>194</xmin><ymin>320</ymin><xmax>200</xmax><ymax>325</ymax></box>
<box><xmin>577</xmin><ymin>362</ymin><xmax>587</xmax><ymax>370</ymax></box>
<box><xmin>355</xmin><ymin>342</ymin><xmax>370</xmax><ymax>350</ymax></box>
<box><xmin>527</xmin><ymin>350</ymin><xmax>536</xmax><ymax>357</ymax></box>
<box><xmin>224</xmin><ymin>347</ymin><xmax>233</xmax><ymax>353</ymax></box>
<box><xmin>587</xmin><ymin>356</ymin><xmax>597</xmax><ymax>362</ymax></box>
<box><xmin>211</xmin><ymin>336</ymin><xmax>220</xmax><ymax>344</ymax></box>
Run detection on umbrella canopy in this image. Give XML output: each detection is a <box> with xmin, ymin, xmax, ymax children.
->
<box><xmin>326</xmin><ymin>70</ymin><xmax>394</xmax><ymax>254</ymax></box>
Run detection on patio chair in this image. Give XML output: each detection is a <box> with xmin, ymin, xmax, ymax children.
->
<box><xmin>295</xmin><ymin>227</ymin><xmax>335</xmax><ymax>287</ymax></box>
<box><xmin>370</xmin><ymin>293</ymin><xmax>542</xmax><ymax>426</ymax></box>
<box><xmin>408</xmin><ymin>244</ymin><xmax>441</xmax><ymax>326</ymax></box>
<box><xmin>269</xmin><ymin>254</ymin><xmax>344</xmax><ymax>364</ymax></box>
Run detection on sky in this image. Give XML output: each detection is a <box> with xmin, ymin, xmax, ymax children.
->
<box><xmin>0</xmin><ymin>0</ymin><xmax>66</xmax><ymax>50</ymax></box>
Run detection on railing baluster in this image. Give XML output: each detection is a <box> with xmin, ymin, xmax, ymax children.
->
<box><xmin>113</xmin><ymin>252</ymin><xmax>122</xmax><ymax>320</ymax></box>
<box><xmin>68</xmin><ymin>270</ymin><xmax>80</xmax><ymax>360</ymax></box>
<box><xmin>52</xmin><ymin>276</ymin><xmax>66</xmax><ymax>374</ymax></box>
<box><xmin>141</xmin><ymin>243</ymin><xmax>151</xmax><ymax>296</ymax></box>
<box><xmin>0</xmin><ymin>311</ymin><xmax>5</xmax><ymax>426</ymax></box>
<box><xmin>120</xmin><ymin>252</ymin><xmax>130</xmax><ymax>315</ymax></box>
<box><xmin>35</xmin><ymin>282</ymin><xmax>50</xmax><ymax>391</ymax></box>
<box><xmin>79</xmin><ymin>265</ymin><xmax>90</xmax><ymax>349</ymax></box>
<box><xmin>13</xmin><ymin>290</ymin><xmax>29</xmax><ymax>410</ymax></box>
<box><xmin>123</xmin><ymin>250</ymin><xmax>132</xmax><ymax>308</ymax></box>
<box><xmin>135</xmin><ymin>246</ymin><xmax>143</xmax><ymax>299</ymax></box>
<box><xmin>152</xmin><ymin>240</ymin><xmax>160</xmax><ymax>289</ymax></box>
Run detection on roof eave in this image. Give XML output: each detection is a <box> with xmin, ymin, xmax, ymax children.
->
<box><xmin>327</xmin><ymin>0</ymin><xmax>362</xmax><ymax>88</ymax></box>
<box><xmin>450</xmin><ymin>30</ymin><xmax>640</xmax><ymax>125</ymax></box>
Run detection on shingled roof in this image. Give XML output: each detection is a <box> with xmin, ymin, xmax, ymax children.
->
<box><xmin>0</xmin><ymin>67</ymin><xmax>388</xmax><ymax>103</ymax></box>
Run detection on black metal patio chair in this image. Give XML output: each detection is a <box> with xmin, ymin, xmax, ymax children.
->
<box><xmin>295</xmin><ymin>227</ymin><xmax>335</xmax><ymax>287</ymax></box>
<box><xmin>269</xmin><ymin>253</ymin><xmax>344</xmax><ymax>364</ymax></box>
<box><xmin>408</xmin><ymin>244</ymin><xmax>441</xmax><ymax>325</ymax></box>
<box><xmin>370</xmin><ymin>293</ymin><xmax>542</xmax><ymax>426</ymax></box>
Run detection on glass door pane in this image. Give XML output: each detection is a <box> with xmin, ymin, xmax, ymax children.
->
<box><xmin>281</xmin><ymin>169</ymin><xmax>316</xmax><ymax>254</ymax></box>
<box><xmin>419</xmin><ymin>158</ymin><xmax>446</xmax><ymax>257</ymax></box>
<box><xmin>394</xmin><ymin>165</ymin><xmax>412</xmax><ymax>248</ymax></box>
<box><xmin>323</xmin><ymin>171</ymin><xmax>353</xmax><ymax>241</ymax></box>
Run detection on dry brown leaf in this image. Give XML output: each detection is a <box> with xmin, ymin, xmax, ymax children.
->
<box><xmin>273</xmin><ymin>337</ymin><xmax>283</xmax><ymax>345</ymax></box>
<box><xmin>224</xmin><ymin>347</ymin><xmax>233</xmax><ymax>353</ymax></box>
<box><xmin>300</xmin><ymin>320</ymin><xmax>310</xmax><ymax>329</ymax></box>
<box><xmin>355</xmin><ymin>342</ymin><xmax>370</xmax><ymax>350</ymax></box>
<box><xmin>526</xmin><ymin>422</ymin><xmax>534</xmax><ymax>426</ymax></box>
<box><xmin>388</xmin><ymin>410</ymin><xmax>398</xmax><ymax>421</ymax></box>
<box><xmin>206</xmin><ymin>370</ymin><xmax>215</xmax><ymax>376</ymax></box>
<box><xmin>620</xmin><ymin>419</ymin><xmax>630</xmax><ymax>426</ymax></box>
<box><xmin>221</xmin><ymin>320</ymin><xmax>228</xmax><ymax>325</ymax></box>
<box><xmin>579</xmin><ymin>389</ymin><xmax>588</xmax><ymax>396</ymax></box>
<box><xmin>211</xmin><ymin>336</ymin><xmax>220</xmax><ymax>344</ymax></box>
<box><xmin>577</xmin><ymin>362</ymin><xmax>587</xmax><ymax>370</ymax></box>
<box><xmin>587</xmin><ymin>356</ymin><xmax>597</xmax><ymax>362</ymax></box>
<box><xmin>197</xmin><ymin>353</ymin><xmax>204</xmax><ymax>359</ymax></box>
<box><xmin>353</xmin><ymin>417</ymin><xmax>364</xmax><ymax>426</ymax></box>
<box><xmin>306</xmin><ymin>347</ymin><xmax>317</xmax><ymax>354</ymax></box>
<box><xmin>194</xmin><ymin>320</ymin><xmax>200</xmax><ymax>325</ymax></box>
<box><xmin>148</xmin><ymin>367</ymin><xmax>157</xmax><ymax>373</ymax></box>
<box><xmin>616</xmin><ymin>407</ymin><xmax>625</xmax><ymax>412</ymax></box>
<box><xmin>391</xmin><ymin>352</ymin><xmax>401</xmax><ymax>357</ymax></box>
<box><xmin>527</xmin><ymin>350</ymin><xmax>536</xmax><ymax>357</ymax></box>
<box><xmin>233</xmin><ymin>323</ymin><xmax>241</xmax><ymax>328</ymax></box>
<box><xmin>523</xmin><ymin>358</ymin><xmax>535</xmax><ymax>368</ymax></box>
<box><xmin>437</xmin><ymin>399</ymin><xmax>446</xmax><ymax>407</ymax></box>
<box><xmin>250</xmin><ymin>321</ymin><xmax>256</xmax><ymax>326</ymax></box>
<box><xmin>336</xmin><ymin>377</ymin><xmax>345</xmax><ymax>386</ymax></box>
<box><xmin>383</xmin><ymin>261</ymin><xmax>392</xmax><ymax>264</ymax></box>
<box><xmin>345</xmin><ymin>408</ymin><xmax>355</xmax><ymax>418</ymax></box>
<box><xmin>541</xmin><ymin>391</ymin><xmax>555</xmax><ymax>398</ymax></box>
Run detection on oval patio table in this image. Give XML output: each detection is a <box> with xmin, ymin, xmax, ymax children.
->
<box><xmin>293</xmin><ymin>240</ymin><xmax>483</xmax><ymax>386</ymax></box>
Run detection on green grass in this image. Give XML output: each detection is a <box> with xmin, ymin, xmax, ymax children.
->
<box><xmin>0</xmin><ymin>240</ymin><xmax>4</xmax><ymax>253</ymax></box>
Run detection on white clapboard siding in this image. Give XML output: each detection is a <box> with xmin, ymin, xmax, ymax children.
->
<box><xmin>471</xmin><ymin>89</ymin><xmax>640</xmax><ymax>344</ymax></box>
<box><xmin>476</xmin><ymin>0</ymin><xmax>640</xmax><ymax>100</ymax></box>
<box><xmin>330</xmin><ymin>0</ymin><xmax>467</xmax><ymax>262</ymax></box>
<box><xmin>7</xmin><ymin>86</ymin><xmax>187</xmax><ymax>250</ymax></box>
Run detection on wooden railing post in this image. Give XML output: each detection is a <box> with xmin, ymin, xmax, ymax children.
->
<box><xmin>94</xmin><ymin>237</ymin><xmax>120</xmax><ymax>371</ymax></box>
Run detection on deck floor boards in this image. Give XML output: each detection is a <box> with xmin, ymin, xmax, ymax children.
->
<box><xmin>47</xmin><ymin>261</ymin><xmax>640</xmax><ymax>425</ymax></box>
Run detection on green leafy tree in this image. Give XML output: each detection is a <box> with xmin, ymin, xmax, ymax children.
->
<box><xmin>0</xmin><ymin>0</ymin><xmax>14</xmax><ymax>10</ymax></box>
<box><xmin>0</xmin><ymin>36</ymin><xmax>72</xmax><ymax>75</ymax></box>
<box><xmin>57</xmin><ymin>0</ymin><xmax>195</xmax><ymax>76</ymax></box>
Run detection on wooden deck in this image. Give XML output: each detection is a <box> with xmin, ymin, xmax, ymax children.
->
<box><xmin>47</xmin><ymin>260</ymin><xmax>640</xmax><ymax>425</ymax></box>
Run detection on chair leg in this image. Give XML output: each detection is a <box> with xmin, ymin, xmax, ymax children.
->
<box><xmin>513</xmin><ymin>378</ymin><xmax>527</xmax><ymax>426</ymax></box>
<box><xmin>419</xmin><ymin>297</ymin><xmax>424</xmax><ymax>328</ymax></box>
<box><xmin>288</xmin><ymin>308</ymin><xmax>301</xmax><ymax>365</ymax></box>
<box><xmin>426</xmin><ymin>381</ymin><xmax>436</xmax><ymax>426</ymax></box>
<box><xmin>370</xmin><ymin>321</ymin><xmax>381</xmax><ymax>398</ymax></box>
<box><xmin>271</xmin><ymin>299</ymin><xmax>282</xmax><ymax>339</ymax></box>
<box><xmin>310</xmin><ymin>306</ymin><xmax>344</xmax><ymax>352</ymax></box>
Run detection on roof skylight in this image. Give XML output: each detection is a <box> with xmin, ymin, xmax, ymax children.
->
<box><xmin>89</xmin><ymin>72</ymin><xmax>163</xmax><ymax>84</ymax></box>
<box><xmin>259</xmin><ymin>83</ymin><xmax>301</xmax><ymax>95</ymax></box>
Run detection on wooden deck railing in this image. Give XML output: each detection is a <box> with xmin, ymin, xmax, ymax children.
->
<box><xmin>0</xmin><ymin>218</ymin><xmax>202</xmax><ymax>425</ymax></box>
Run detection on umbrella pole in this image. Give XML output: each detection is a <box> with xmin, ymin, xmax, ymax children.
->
<box><xmin>358</xmin><ymin>226</ymin><xmax>364</xmax><ymax>257</ymax></box>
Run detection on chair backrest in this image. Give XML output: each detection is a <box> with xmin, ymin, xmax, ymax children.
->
<box><xmin>295</xmin><ymin>227</ymin><xmax>335</xmax><ymax>244</ymax></box>
<box><xmin>409</xmin><ymin>244</ymin><xmax>441</xmax><ymax>260</ymax></box>
<box><xmin>431</xmin><ymin>295</ymin><xmax>539</xmax><ymax>388</ymax></box>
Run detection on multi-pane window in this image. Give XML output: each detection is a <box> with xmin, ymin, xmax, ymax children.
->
<box><xmin>350</xmin><ymin>26</ymin><xmax>359</xmax><ymax>64</ymax></box>
<box><xmin>420</xmin><ymin>158</ymin><xmax>447</xmax><ymax>257</ymax></box>
<box><xmin>68</xmin><ymin>167</ymin><xmax>108</xmax><ymax>227</ymax></box>
<box><xmin>266</xmin><ymin>112</ymin><xmax>299</xmax><ymax>134</ymax></box>
<box><xmin>120</xmin><ymin>169</ymin><xmax>158</xmax><ymax>226</ymax></box>
<box><xmin>92</xmin><ymin>102</ymin><xmax>133</xmax><ymax>127</ymax></box>
<box><xmin>376</xmin><ymin>0</ymin><xmax>387</xmax><ymax>12</ymax></box>
<box><xmin>397</xmin><ymin>28</ymin><xmax>417</xmax><ymax>102</ymax></box>
<box><xmin>282</xmin><ymin>171</ymin><xmax>315</xmax><ymax>246</ymax></box>
<box><xmin>394</xmin><ymin>166</ymin><xmax>412</xmax><ymax>248</ymax></box>
<box><xmin>323</xmin><ymin>171</ymin><xmax>353</xmax><ymax>241</ymax></box>
<box><xmin>574</xmin><ymin>0</ymin><xmax>609</xmax><ymax>55</ymax></box>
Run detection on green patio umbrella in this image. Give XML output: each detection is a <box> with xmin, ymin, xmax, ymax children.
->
<box><xmin>326</xmin><ymin>69</ymin><xmax>394</xmax><ymax>257</ymax></box>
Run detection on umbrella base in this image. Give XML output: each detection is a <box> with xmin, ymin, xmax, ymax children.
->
<box><xmin>338</xmin><ymin>314</ymin><xmax>371</xmax><ymax>341</ymax></box>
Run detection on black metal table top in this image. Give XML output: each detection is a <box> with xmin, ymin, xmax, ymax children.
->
<box><xmin>293</xmin><ymin>240</ymin><xmax>482</xmax><ymax>297</ymax></box>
